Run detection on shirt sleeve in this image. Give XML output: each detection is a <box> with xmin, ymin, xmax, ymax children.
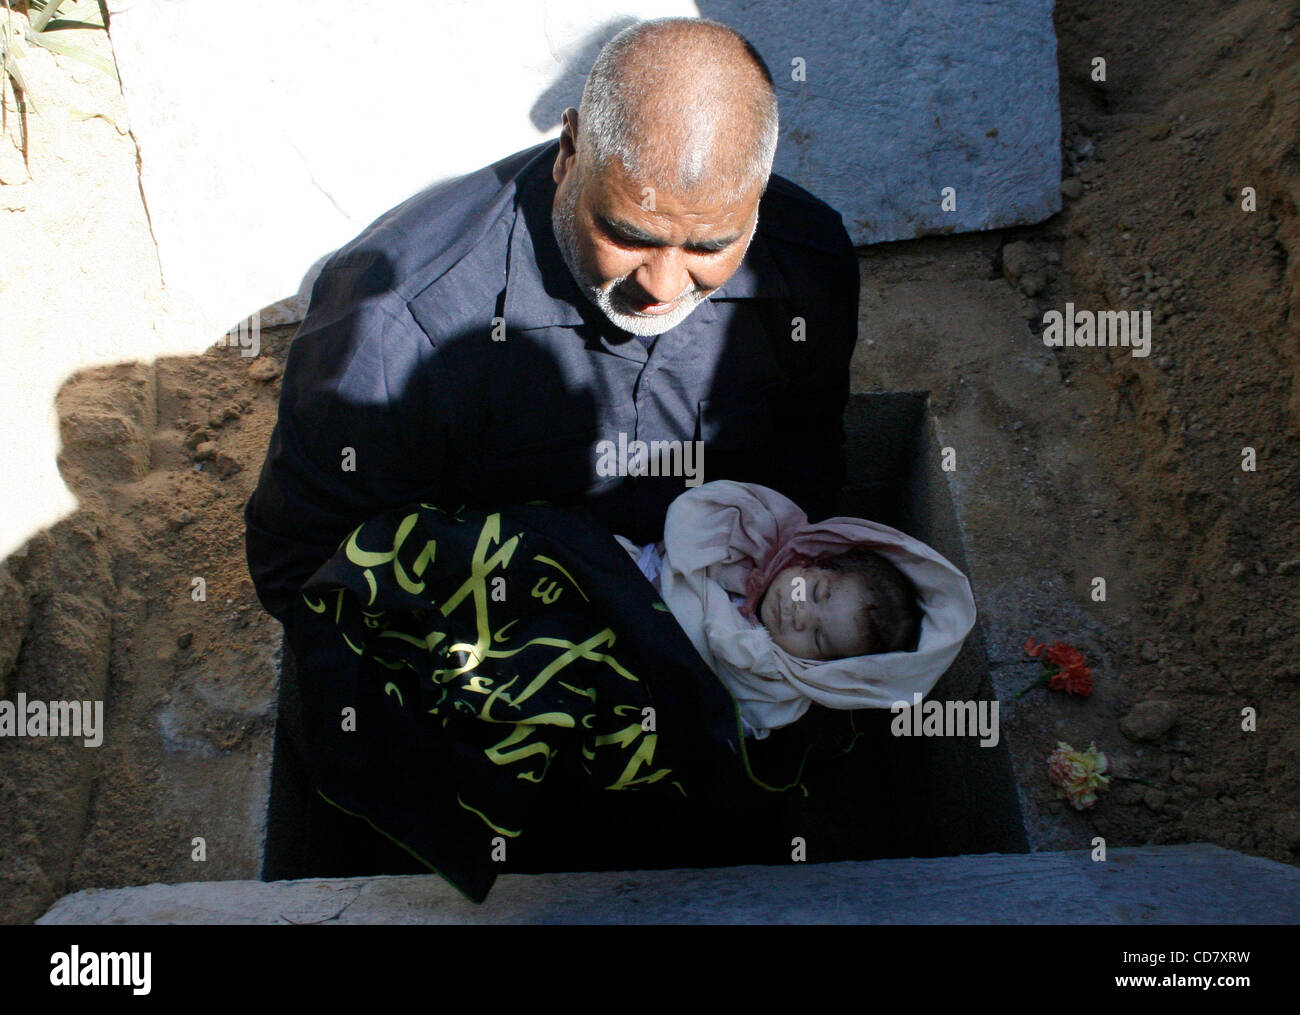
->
<box><xmin>765</xmin><ymin>230</ymin><xmax>860</xmax><ymax>521</ymax></box>
<box><xmin>244</xmin><ymin>260</ymin><xmax>447</xmax><ymax>622</ymax></box>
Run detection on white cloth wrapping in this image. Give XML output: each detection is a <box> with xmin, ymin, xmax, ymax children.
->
<box><xmin>627</xmin><ymin>480</ymin><xmax>978</xmax><ymax>739</ymax></box>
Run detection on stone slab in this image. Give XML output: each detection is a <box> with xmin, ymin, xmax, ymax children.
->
<box><xmin>108</xmin><ymin>0</ymin><xmax>1060</xmax><ymax>346</ymax></box>
<box><xmin>37</xmin><ymin>844</ymin><xmax>1299</xmax><ymax>925</ymax></box>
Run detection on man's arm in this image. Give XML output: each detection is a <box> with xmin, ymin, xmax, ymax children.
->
<box><xmin>245</xmin><ymin>260</ymin><xmax>446</xmax><ymax>622</ymax></box>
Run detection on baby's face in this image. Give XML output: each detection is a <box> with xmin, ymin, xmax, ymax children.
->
<box><xmin>758</xmin><ymin>564</ymin><xmax>875</xmax><ymax>661</ymax></box>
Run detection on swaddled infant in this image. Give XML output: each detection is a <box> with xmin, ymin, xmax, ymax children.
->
<box><xmin>623</xmin><ymin>536</ymin><xmax>921</xmax><ymax>662</ymax></box>
<box><xmin>616</xmin><ymin>479</ymin><xmax>977</xmax><ymax>740</ymax></box>
<box><xmin>755</xmin><ymin>547</ymin><xmax>921</xmax><ymax>661</ymax></box>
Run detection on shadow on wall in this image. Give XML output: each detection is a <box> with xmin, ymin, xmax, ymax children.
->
<box><xmin>521</xmin><ymin>7</ymin><xmax>810</xmax><ymax>137</ymax></box>
<box><xmin>528</xmin><ymin>17</ymin><xmax>638</xmax><ymax>132</ymax></box>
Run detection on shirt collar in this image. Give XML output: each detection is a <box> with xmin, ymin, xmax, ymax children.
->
<box><xmin>711</xmin><ymin>225</ymin><xmax>789</xmax><ymax>301</ymax></box>
<box><xmin>502</xmin><ymin>162</ymin><xmax>590</xmax><ymax>332</ymax></box>
<box><xmin>503</xmin><ymin>151</ymin><xmax>790</xmax><ymax>334</ymax></box>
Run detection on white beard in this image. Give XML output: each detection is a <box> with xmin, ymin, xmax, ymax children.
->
<box><xmin>551</xmin><ymin>179</ymin><xmax>718</xmax><ymax>337</ymax></box>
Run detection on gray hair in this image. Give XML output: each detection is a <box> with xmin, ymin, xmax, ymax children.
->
<box><xmin>577</xmin><ymin>18</ymin><xmax>779</xmax><ymax>202</ymax></box>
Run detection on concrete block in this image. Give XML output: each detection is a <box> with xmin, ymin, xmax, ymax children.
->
<box><xmin>38</xmin><ymin>845</ymin><xmax>1299</xmax><ymax>924</ymax></box>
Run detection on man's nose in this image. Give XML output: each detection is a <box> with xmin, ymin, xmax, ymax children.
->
<box><xmin>792</xmin><ymin>597</ymin><xmax>808</xmax><ymax>631</ymax></box>
<box><xmin>634</xmin><ymin>247</ymin><xmax>691</xmax><ymax>304</ymax></box>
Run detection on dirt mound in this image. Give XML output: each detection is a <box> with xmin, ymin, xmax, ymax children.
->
<box><xmin>0</xmin><ymin>334</ymin><xmax>290</xmax><ymax>924</ymax></box>
<box><xmin>1048</xmin><ymin>0</ymin><xmax>1300</xmax><ymax>854</ymax></box>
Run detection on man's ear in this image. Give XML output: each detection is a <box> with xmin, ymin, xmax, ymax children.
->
<box><xmin>552</xmin><ymin>107</ymin><xmax>579</xmax><ymax>186</ymax></box>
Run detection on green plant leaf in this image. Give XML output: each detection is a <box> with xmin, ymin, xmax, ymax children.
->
<box><xmin>1</xmin><ymin>0</ymin><xmax>32</xmax><ymax>173</ymax></box>
<box><xmin>26</xmin><ymin>26</ymin><xmax>116</xmax><ymax>79</ymax></box>
<box><xmin>3</xmin><ymin>68</ymin><xmax>31</xmax><ymax>171</ymax></box>
<box><xmin>2</xmin><ymin>41</ymin><xmax>37</xmax><ymax>114</ymax></box>
<box><xmin>43</xmin><ymin>19</ymin><xmax>102</xmax><ymax>33</ymax></box>
<box><xmin>34</xmin><ymin>0</ymin><xmax>104</xmax><ymax>31</ymax></box>
<box><xmin>30</xmin><ymin>0</ymin><xmax>70</xmax><ymax>34</ymax></box>
<box><xmin>67</xmin><ymin>104</ymin><xmax>124</xmax><ymax>133</ymax></box>
<box><xmin>2</xmin><ymin>0</ymin><xmax>11</xmax><ymax>95</ymax></box>
<box><xmin>1</xmin><ymin>1</ymin><xmax>8</xmax><ymax>134</ymax></box>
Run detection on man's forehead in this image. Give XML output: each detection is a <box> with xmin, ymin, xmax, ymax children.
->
<box><xmin>588</xmin><ymin>159</ymin><xmax>760</xmax><ymax>232</ymax></box>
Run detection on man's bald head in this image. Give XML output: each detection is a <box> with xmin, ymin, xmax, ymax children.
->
<box><xmin>577</xmin><ymin>18</ymin><xmax>779</xmax><ymax>201</ymax></box>
<box><xmin>549</xmin><ymin>19</ymin><xmax>778</xmax><ymax>336</ymax></box>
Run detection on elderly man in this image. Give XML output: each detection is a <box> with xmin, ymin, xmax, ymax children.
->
<box><xmin>246</xmin><ymin>16</ymin><xmax>858</xmax><ymax>626</ymax></box>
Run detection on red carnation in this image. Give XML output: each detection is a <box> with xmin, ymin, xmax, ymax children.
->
<box><xmin>1018</xmin><ymin>638</ymin><xmax>1095</xmax><ymax>698</ymax></box>
<box><xmin>1047</xmin><ymin>661</ymin><xmax>1093</xmax><ymax>696</ymax></box>
<box><xmin>1042</xmin><ymin>641</ymin><xmax>1087</xmax><ymax>673</ymax></box>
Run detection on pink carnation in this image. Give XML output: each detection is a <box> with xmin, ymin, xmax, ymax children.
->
<box><xmin>1046</xmin><ymin>741</ymin><xmax>1111</xmax><ymax>810</ymax></box>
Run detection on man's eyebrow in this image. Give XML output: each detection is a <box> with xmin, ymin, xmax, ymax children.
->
<box><xmin>597</xmin><ymin>214</ymin><xmax>741</xmax><ymax>252</ymax></box>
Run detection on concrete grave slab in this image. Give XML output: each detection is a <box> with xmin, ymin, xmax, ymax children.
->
<box><xmin>38</xmin><ymin>844</ymin><xmax>1300</xmax><ymax>924</ymax></box>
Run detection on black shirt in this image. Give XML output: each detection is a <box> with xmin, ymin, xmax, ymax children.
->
<box><xmin>245</xmin><ymin>139</ymin><xmax>859</xmax><ymax>622</ymax></box>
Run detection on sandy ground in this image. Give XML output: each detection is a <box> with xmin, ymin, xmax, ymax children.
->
<box><xmin>2</xmin><ymin>0</ymin><xmax>1298</xmax><ymax>923</ymax></box>
<box><xmin>1043</xmin><ymin>0</ymin><xmax>1300</xmax><ymax>855</ymax></box>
